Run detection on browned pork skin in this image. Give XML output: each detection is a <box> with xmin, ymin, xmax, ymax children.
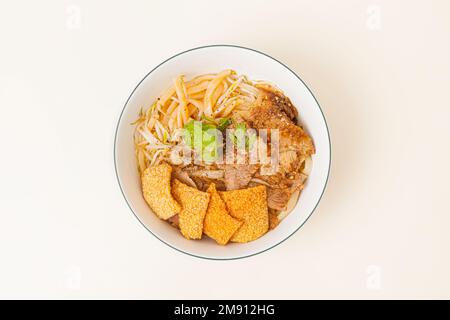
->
<box><xmin>239</xmin><ymin>87</ymin><xmax>315</xmax><ymax>210</ymax></box>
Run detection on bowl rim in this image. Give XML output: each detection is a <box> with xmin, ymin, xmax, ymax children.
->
<box><xmin>114</xmin><ymin>44</ymin><xmax>331</xmax><ymax>260</ymax></box>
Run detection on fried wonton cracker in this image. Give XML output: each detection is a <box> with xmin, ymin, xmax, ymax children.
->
<box><xmin>219</xmin><ymin>185</ymin><xmax>269</xmax><ymax>243</ymax></box>
<box><xmin>141</xmin><ymin>163</ymin><xmax>180</xmax><ymax>220</ymax></box>
<box><xmin>172</xmin><ymin>179</ymin><xmax>210</xmax><ymax>240</ymax></box>
<box><xmin>204</xmin><ymin>184</ymin><xmax>243</xmax><ymax>245</ymax></box>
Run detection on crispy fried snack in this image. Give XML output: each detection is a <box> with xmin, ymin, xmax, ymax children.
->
<box><xmin>172</xmin><ymin>179</ymin><xmax>210</xmax><ymax>240</ymax></box>
<box><xmin>141</xmin><ymin>163</ymin><xmax>180</xmax><ymax>220</ymax></box>
<box><xmin>204</xmin><ymin>184</ymin><xmax>243</xmax><ymax>245</ymax></box>
<box><xmin>219</xmin><ymin>185</ymin><xmax>269</xmax><ymax>243</ymax></box>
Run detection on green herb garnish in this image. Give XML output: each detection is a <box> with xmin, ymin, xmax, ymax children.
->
<box><xmin>182</xmin><ymin>120</ymin><xmax>221</xmax><ymax>162</ymax></box>
<box><xmin>217</xmin><ymin>118</ymin><xmax>232</xmax><ymax>131</ymax></box>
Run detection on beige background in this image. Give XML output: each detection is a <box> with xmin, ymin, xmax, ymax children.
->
<box><xmin>0</xmin><ymin>0</ymin><xmax>449</xmax><ymax>299</ymax></box>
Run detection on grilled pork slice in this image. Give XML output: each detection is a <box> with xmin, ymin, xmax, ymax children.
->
<box><xmin>218</xmin><ymin>163</ymin><xmax>259</xmax><ymax>191</ymax></box>
<box><xmin>267</xmin><ymin>176</ymin><xmax>307</xmax><ymax>211</ymax></box>
<box><xmin>167</xmin><ymin>214</ymin><xmax>180</xmax><ymax>229</ymax></box>
<box><xmin>171</xmin><ymin>165</ymin><xmax>197</xmax><ymax>188</ymax></box>
<box><xmin>239</xmin><ymin>87</ymin><xmax>315</xmax><ymax>210</ymax></box>
<box><xmin>244</xmin><ymin>87</ymin><xmax>315</xmax><ymax>157</ymax></box>
<box><xmin>172</xmin><ymin>164</ymin><xmax>227</xmax><ymax>191</ymax></box>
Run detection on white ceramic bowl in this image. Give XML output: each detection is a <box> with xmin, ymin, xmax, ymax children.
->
<box><xmin>114</xmin><ymin>45</ymin><xmax>330</xmax><ymax>260</ymax></box>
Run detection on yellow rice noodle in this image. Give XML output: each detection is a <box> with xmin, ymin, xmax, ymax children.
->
<box><xmin>132</xmin><ymin>70</ymin><xmax>261</xmax><ymax>173</ymax></box>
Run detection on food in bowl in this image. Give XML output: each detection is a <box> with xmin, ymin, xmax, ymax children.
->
<box><xmin>132</xmin><ymin>70</ymin><xmax>314</xmax><ymax>245</ymax></box>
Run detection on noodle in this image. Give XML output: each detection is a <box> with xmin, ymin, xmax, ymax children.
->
<box><xmin>163</xmin><ymin>100</ymin><xmax>178</xmax><ymax>124</ymax></box>
<box><xmin>187</xmin><ymin>81</ymin><xmax>209</xmax><ymax>95</ymax></box>
<box><xmin>158</xmin><ymin>87</ymin><xmax>176</xmax><ymax>109</ymax></box>
<box><xmin>133</xmin><ymin>70</ymin><xmax>263</xmax><ymax>172</ymax></box>
<box><xmin>203</xmin><ymin>70</ymin><xmax>233</xmax><ymax>116</ymax></box>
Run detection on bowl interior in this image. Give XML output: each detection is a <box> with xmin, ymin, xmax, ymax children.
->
<box><xmin>114</xmin><ymin>46</ymin><xmax>330</xmax><ymax>259</ymax></box>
